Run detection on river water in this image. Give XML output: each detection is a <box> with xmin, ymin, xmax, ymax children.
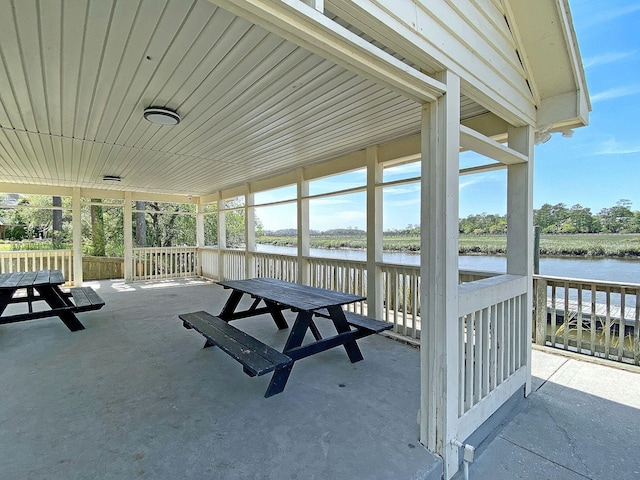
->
<box><xmin>256</xmin><ymin>244</ymin><xmax>640</xmax><ymax>285</ymax></box>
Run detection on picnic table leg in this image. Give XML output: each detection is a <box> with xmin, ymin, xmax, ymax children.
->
<box><xmin>218</xmin><ymin>289</ymin><xmax>244</xmax><ymax>320</ymax></box>
<box><xmin>264</xmin><ymin>363</ymin><xmax>293</xmax><ymax>398</ymax></box>
<box><xmin>27</xmin><ymin>286</ymin><xmax>34</xmax><ymax>313</ymax></box>
<box><xmin>0</xmin><ymin>291</ymin><xmax>13</xmax><ymax>316</ymax></box>
<box><xmin>264</xmin><ymin>300</ymin><xmax>289</xmax><ymax>330</ymax></box>
<box><xmin>326</xmin><ymin>305</ymin><xmax>364</xmax><ymax>363</ymax></box>
<box><xmin>34</xmin><ymin>285</ymin><xmax>85</xmax><ymax>332</ymax></box>
<box><xmin>282</xmin><ymin>310</ymin><xmax>314</xmax><ymax>352</ymax></box>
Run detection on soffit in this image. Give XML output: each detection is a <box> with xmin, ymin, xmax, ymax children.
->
<box><xmin>0</xmin><ymin>0</ymin><xmax>488</xmax><ymax>197</ymax></box>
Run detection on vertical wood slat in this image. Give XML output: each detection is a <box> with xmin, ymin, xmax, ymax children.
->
<box><xmin>489</xmin><ymin>303</ymin><xmax>498</xmax><ymax>391</ymax></box>
<box><xmin>563</xmin><ymin>282</ymin><xmax>569</xmax><ymax>349</ymax></box>
<box><xmin>481</xmin><ymin>306</ymin><xmax>490</xmax><ymax>397</ymax></box>
<box><xmin>590</xmin><ymin>284</ymin><xmax>597</xmax><ymax>356</ymax></box>
<box><xmin>458</xmin><ymin>316</ymin><xmax>465</xmax><ymax>416</ymax></box>
<box><xmin>635</xmin><ymin>288</ymin><xmax>640</xmax><ymax>366</ymax></box>
<box><xmin>497</xmin><ymin>300</ymin><xmax>505</xmax><ymax>384</ymax></box>
<box><xmin>465</xmin><ymin>313</ymin><xmax>474</xmax><ymax>411</ymax></box>
<box><xmin>619</xmin><ymin>288</ymin><xmax>626</xmax><ymax>362</ymax></box>
<box><xmin>576</xmin><ymin>285</ymin><xmax>583</xmax><ymax>354</ymax></box>
<box><xmin>550</xmin><ymin>284</ymin><xmax>557</xmax><ymax>346</ymax></box>
<box><xmin>605</xmin><ymin>288</ymin><xmax>611</xmax><ymax>359</ymax></box>
<box><xmin>473</xmin><ymin>311</ymin><xmax>482</xmax><ymax>404</ymax></box>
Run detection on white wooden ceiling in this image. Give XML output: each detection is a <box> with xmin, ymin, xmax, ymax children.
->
<box><xmin>0</xmin><ymin>0</ymin><xmax>492</xmax><ymax>197</ymax></box>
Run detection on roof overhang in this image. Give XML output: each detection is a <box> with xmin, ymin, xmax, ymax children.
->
<box><xmin>504</xmin><ymin>0</ymin><xmax>591</xmax><ymax>130</ymax></box>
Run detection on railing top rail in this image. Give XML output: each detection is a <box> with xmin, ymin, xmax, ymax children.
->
<box><xmin>0</xmin><ymin>249</ymin><xmax>72</xmax><ymax>254</ymax></box>
<box><xmin>534</xmin><ymin>273</ymin><xmax>640</xmax><ymax>289</ymax></box>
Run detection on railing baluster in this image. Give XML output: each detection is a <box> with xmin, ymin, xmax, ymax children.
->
<box><xmin>619</xmin><ymin>288</ymin><xmax>626</xmax><ymax>363</ymax></box>
<box><xmin>635</xmin><ymin>288</ymin><xmax>640</xmax><ymax>366</ymax></box>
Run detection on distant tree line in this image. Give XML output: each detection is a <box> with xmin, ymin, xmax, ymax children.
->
<box><xmin>459</xmin><ymin>199</ymin><xmax>640</xmax><ymax>235</ymax></box>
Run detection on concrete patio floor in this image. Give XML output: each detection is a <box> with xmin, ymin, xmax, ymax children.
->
<box><xmin>0</xmin><ymin>278</ymin><xmax>441</xmax><ymax>480</ymax></box>
<box><xmin>3</xmin><ymin>277</ymin><xmax>638</xmax><ymax>480</ymax></box>
<box><xmin>453</xmin><ymin>347</ymin><xmax>640</xmax><ymax>480</ymax></box>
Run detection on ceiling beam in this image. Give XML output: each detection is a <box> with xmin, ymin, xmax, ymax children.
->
<box><xmin>460</xmin><ymin>125</ymin><xmax>528</xmax><ymax>165</ymax></box>
<box><xmin>208</xmin><ymin>0</ymin><xmax>446</xmax><ymax>103</ymax></box>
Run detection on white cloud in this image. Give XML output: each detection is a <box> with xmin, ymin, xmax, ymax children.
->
<box><xmin>590</xmin><ymin>85</ymin><xmax>640</xmax><ymax>103</ymax></box>
<box><xmin>311</xmin><ymin>209</ymin><xmax>366</xmax><ymax>231</ymax></box>
<box><xmin>460</xmin><ymin>179</ymin><xmax>479</xmax><ymax>190</ymax></box>
<box><xmin>583</xmin><ymin>51</ymin><xmax>635</xmax><ymax>68</ymax></box>
<box><xmin>580</xmin><ymin>4</ymin><xmax>640</xmax><ymax>28</ymax></box>
<box><xmin>594</xmin><ymin>138</ymin><xmax>640</xmax><ymax>155</ymax></box>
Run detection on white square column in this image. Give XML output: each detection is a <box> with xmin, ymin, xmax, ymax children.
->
<box><xmin>419</xmin><ymin>70</ymin><xmax>460</xmax><ymax>477</ymax></box>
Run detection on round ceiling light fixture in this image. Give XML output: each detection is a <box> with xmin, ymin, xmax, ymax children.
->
<box><xmin>143</xmin><ymin>106</ymin><xmax>181</xmax><ymax>126</ymax></box>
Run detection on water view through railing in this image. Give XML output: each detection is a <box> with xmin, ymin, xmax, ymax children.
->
<box><xmin>257</xmin><ymin>244</ymin><xmax>640</xmax><ymax>284</ymax></box>
<box><xmin>2</xmin><ymin>246</ymin><xmax>636</xmax><ymax>365</ymax></box>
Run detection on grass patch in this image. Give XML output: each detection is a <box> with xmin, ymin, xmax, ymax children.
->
<box><xmin>258</xmin><ymin>233</ymin><xmax>640</xmax><ymax>258</ymax></box>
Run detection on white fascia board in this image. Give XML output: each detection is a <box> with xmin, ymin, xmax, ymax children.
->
<box><xmin>208</xmin><ymin>0</ymin><xmax>445</xmax><ymax>103</ymax></box>
<box><xmin>328</xmin><ymin>0</ymin><xmax>536</xmax><ymax>127</ymax></box>
<box><xmin>460</xmin><ymin>125</ymin><xmax>528</xmax><ymax>165</ymax></box>
<box><xmin>538</xmin><ymin>90</ymin><xmax>589</xmax><ymax>130</ymax></box>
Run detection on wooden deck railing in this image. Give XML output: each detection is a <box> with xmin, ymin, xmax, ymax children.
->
<box><xmin>0</xmin><ymin>250</ymin><xmax>74</xmax><ymax>285</ymax></box>
<box><xmin>534</xmin><ymin>275</ymin><xmax>640</xmax><ymax>366</ymax></box>
<box><xmin>131</xmin><ymin>247</ymin><xmax>198</xmax><ymax>281</ymax></box>
<box><xmin>197</xmin><ymin>251</ymin><xmax>640</xmax><ymax>370</ymax></box>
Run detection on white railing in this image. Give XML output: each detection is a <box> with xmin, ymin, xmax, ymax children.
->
<box><xmin>252</xmin><ymin>251</ymin><xmax>298</xmax><ymax>282</ymax></box>
<box><xmin>200</xmin><ymin>247</ymin><xmax>219</xmax><ymax>280</ymax></box>
<box><xmin>222</xmin><ymin>249</ymin><xmax>246</xmax><ymax>280</ymax></box>
<box><xmin>132</xmin><ymin>247</ymin><xmax>198</xmax><ymax>281</ymax></box>
<box><xmin>209</xmin><ymin>250</ymin><xmax>503</xmax><ymax>338</ymax></box>
<box><xmin>456</xmin><ymin>274</ymin><xmax>529</xmax><ymax>440</ymax></box>
<box><xmin>534</xmin><ymin>275</ymin><xmax>640</xmax><ymax>366</ymax></box>
<box><xmin>380</xmin><ymin>263</ymin><xmax>421</xmax><ymax>339</ymax></box>
<box><xmin>306</xmin><ymin>257</ymin><xmax>367</xmax><ymax>313</ymax></box>
<box><xmin>0</xmin><ymin>249</ymin><xmax>74</xmax><ymax>284</ymax></box>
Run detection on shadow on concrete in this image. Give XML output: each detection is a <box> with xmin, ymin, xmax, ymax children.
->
<box><xmin>454</xmin><ymin>350</ymin><xmax>640</xmax><ymax>479</ymax></box>
<box><xmin>0</xmin><ymin>278</ymin><xmax>441</xmax><ymax>480</ymax></box>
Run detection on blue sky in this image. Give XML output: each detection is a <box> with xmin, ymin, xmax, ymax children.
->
<box><xmin>257</xmin><ymin>1</ymin><xmax>640</xmax><ymax>232</ymax></box>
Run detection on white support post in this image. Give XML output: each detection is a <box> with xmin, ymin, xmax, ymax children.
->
<box><xmin>366</xmin><ymin>146</ymin><xmax>383</xmax><ymax>318</ymax></box>
<box><xmin>297</xmin><ymin>169</ymin><xmax>310</xmax><ymax>285</ymax></box>
<box><xmin>196</xmin><ymin>198</ymin><xmax>205</xmax><ymax>277</ymax></box>
<box><xmin>123</xmin><ymin>192</ymin><xmax>133</xmax><ymax>282</ymax></box>
<box><xmin>72</xmin><ymin>188</ymin><xmax>83</xmax><ymax>286</ymax></box>
<box><xmin>218</xmin><ymin>192</ymin><xmax>226</xmax><ymax>281</ymax></box>
<box><xmin>506</xmin><ymin>125</ymin><xmax>534</xmax><ymax>396</ymax></box>
<box><xmin>420</xmin><ymin>70</ymin><xmax>460</xmax><ymax>479</ymax></box>
<box><xmin>246</xmin><ymin>188</ymin><xmax>256</xmax><ymax>278</ymax></box>
<box><xmin>301</xmin><ymin>0</ymin><xmax>324</xmax><ymax>12</ymax></box>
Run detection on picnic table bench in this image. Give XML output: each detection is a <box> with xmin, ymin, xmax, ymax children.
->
<box><xmin>0</xmin><ymin>270</ymin><xmax>105</xmax><ymax>331</ymax></box>
<box><xmin>180</xmin><ymin>277</ymin><xmax>391</xmax><ymax>397</ymax></box>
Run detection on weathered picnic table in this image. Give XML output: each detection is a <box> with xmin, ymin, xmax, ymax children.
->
<box><xmin>0</xmin><ymin>270</ymin><xmax>104</xmax><ymax>331</ymax></box>
<box><xmin>179</xmin><ymin>277</ymin><xmax>391</xmax><ymax>397</ymax></box>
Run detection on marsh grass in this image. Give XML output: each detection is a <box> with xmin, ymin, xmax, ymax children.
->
<box><xmin>258</xmin><ymin>233</ymin><xmax>640</xmax><ymax>258</ymax></box>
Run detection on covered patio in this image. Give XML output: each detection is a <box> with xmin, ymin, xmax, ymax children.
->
<box><xmin>0</xmin><ymin>278</ymin><xmax>441</xmax><ymax>479</ymax></box>
<box><xmin>0</xmin><ymin>0</ymin><xmax>589</xmax><ymax>478</ymax></box>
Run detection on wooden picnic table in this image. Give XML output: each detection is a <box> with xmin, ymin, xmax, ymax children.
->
<box><xmin>0</xmin><ymin>270</ymin><xmax>104</xmax><ymax>331</ymax></box>
<box><xmin>179</xmin><ymin>277</ymin><xmax>391</xmax><ymax>397</ymax></box>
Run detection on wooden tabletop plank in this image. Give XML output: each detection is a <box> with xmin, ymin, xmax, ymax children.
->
<box><xmin>218</xmin><ymin>278</ymin><xmax>365</xmax><ymax>311</ymax></box>
<box><xmin>17</xmin><ymin>271</ymin><xmax>38</xmax><ymax>288</ymax></box>
<box><xmin>0</xmin><ymin>272</ymin><xmax>28</xmax><ymax>289</ymax></box>
<box><xmin>0</xmin><ymin>270</ymin><xmax>65</xmax><ymax>290</ymax></box>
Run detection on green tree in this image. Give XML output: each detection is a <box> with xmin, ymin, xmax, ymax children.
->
<box><xmin>566</xmin><ymin>204</ymin><xmax>598</xmax><ymax>233</ymax></box>
<box><xmin>90</xmin><ymin>199</ymin><xmax>106</xmax><ymax>256</ymax></box>
<box><xmin>599</xmin><ymin>199</ymin><xmax>633</xmax><ymax>233</ymax></box>
<box><xmin>534</xmin><ymin>203</ymin><xmax>569</xmax><ymax>233</ymax></box>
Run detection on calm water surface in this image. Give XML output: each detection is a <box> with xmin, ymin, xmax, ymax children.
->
<box><xmin>257</xmin><ymin>244</ymin><xmax>640</xmax><ymax>284</ymax></box>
